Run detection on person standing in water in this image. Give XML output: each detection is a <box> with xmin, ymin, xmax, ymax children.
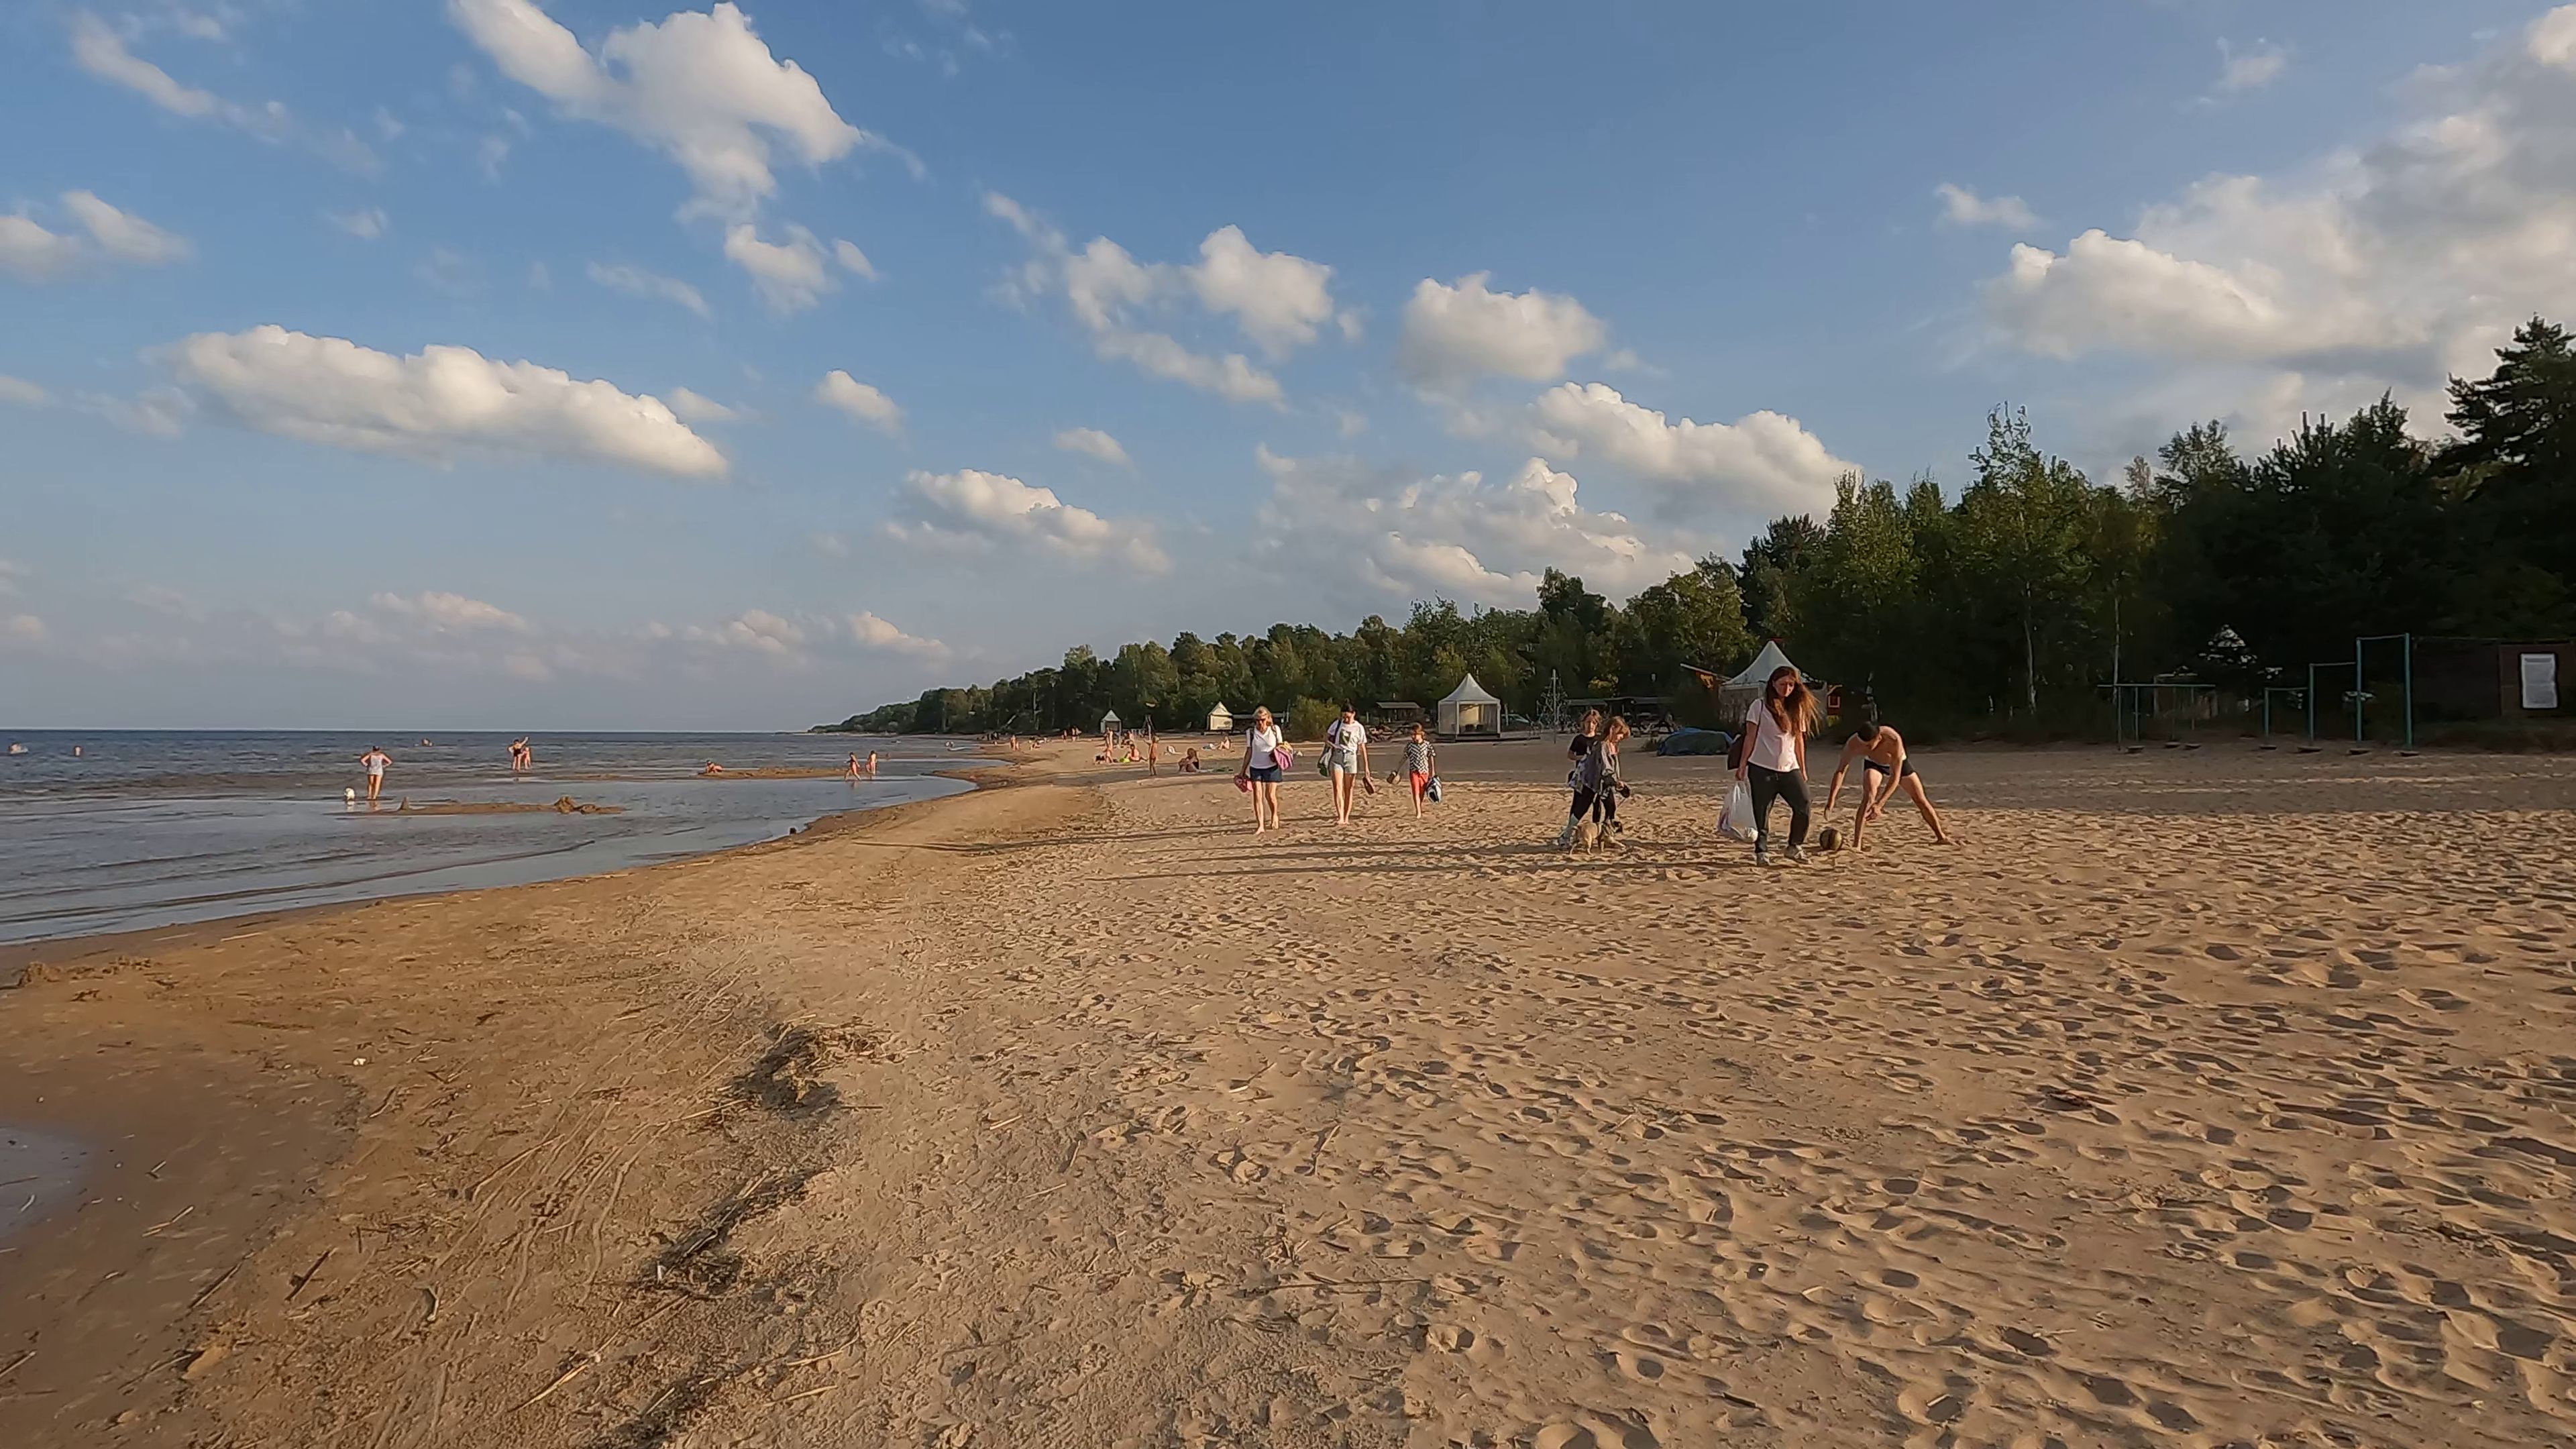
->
<box><xmin>1240</xmin><ymin>705</ymin><xmax>1285</xmax><ymax>834</ymax></box>
<box><xmin>865</xmin><ymin>751</ymin><xmax>879</xmax><ymax>778</ymax></box>
<box><xmin>1735</xmin><ymin>665</ymin><xmax>1816</xmax><ymax>864</ymax></box>
<box><xmin>1823</xmin><ymin>720</ymin><xmax>1953</xmax><ymax>848</ymax></box>
<box><xmin>846</xmin><ymin>753</ymin><xmax>863</xmax><ymax>781</ymax></box>
<box><xmin>359</xmin><ymin>745</ymin><xmax>392</xmax><ymax>803</ymax></box>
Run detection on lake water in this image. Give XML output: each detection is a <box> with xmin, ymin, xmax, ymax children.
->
<box><xmin>0</xmin><ymin>731</ymin><xmax>974</xmax><ymax>945</ymax></box>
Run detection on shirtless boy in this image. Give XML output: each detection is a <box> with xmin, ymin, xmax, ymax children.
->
<box><xmin>1823</xmin><ymin>720</ymin><xmax>1953</xmax><ymax>847</ymax></box>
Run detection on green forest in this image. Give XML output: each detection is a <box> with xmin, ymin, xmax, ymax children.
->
<box><xmin>822</xmin><ymin>319</ymin><xmax>2574</xmax><ymax>741</ymax></box>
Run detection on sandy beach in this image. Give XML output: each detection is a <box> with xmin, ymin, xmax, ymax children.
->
<box><xmin>4</xmin><ymin>739</ymin><xmax>2574</xmax><ymax>1448</ymax></box>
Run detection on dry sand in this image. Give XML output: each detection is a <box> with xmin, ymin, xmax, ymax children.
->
<box><xmin>3</xmin><ymin>741</ymin><xmax>2574</xmax><ymax>1448</ymax></box>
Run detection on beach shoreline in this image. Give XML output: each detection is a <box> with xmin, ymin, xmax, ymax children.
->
<box><xmin>5</xmin><ymin>739</ymin><xmax>2573</xmax><ymax>1447</ymax></box>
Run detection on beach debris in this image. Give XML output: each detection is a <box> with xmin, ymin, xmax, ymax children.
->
<box><xmin>551</xmin><ymin>796</ymin><xmax>619</xmax><ymax>814</ymax></box>
<box><xmin>180</xmin><ymin>1342</ymin><xmax>229</xmax><ymax>1381</ymax></box>
<box><xmin>286</xmin><ymin>1248</ymin><xmax>334</xmax><ymax>1300</ymax></box>
<box><xmin>515</xmin><ymin>1349</ymin><xmax>598</xmax><ymax>1411</ymax></box>
<box><xmin>731</xmin><ymin>1023</ymin><xmax>885</xmax><ymax>1118</ymax></box>
<box><xmin>650</xmin><ymin>1171</ymin><xmax>818</xmax><ymax>1298</ymax></box>
<box><xmin>596</xmin><ymin>1365</ymin><xmax>738</xmax><ymax>1449</ymax></box>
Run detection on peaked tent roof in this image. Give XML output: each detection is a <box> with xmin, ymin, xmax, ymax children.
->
<box><xmin>1726</xmin><ymin>640</ymin><xmax>1798</xmax><ymax>686</ymax></box>
<box><xmin>1440</xmin><ymin>673</ymin><xmax>1501</xmax><ymax>705</ymax></box>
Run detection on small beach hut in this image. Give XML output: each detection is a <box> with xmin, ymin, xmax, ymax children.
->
<box><xmin>1099</xmin><ymin>708</ymin><xmax>1122</xmax><ymax>737</ymax></box>
<box><xmin>1206</xmin><ymin>703</ymin><xmax>1234</xmax><ymax>733</ymax></box>
<box><xmin>1717</xmin><ymin>640</ymin><xmax>1801</xmax><ymax>721</ymax></box>
<box><xmin>1438</xmin><ymin>674</ymin><xmax>1503</xmax><ymax>738</ymax></box>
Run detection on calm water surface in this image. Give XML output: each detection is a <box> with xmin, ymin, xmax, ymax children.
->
<box><xmin>0</xmin><ymin>731</ymin><xmax>975</xmax><ymax>945</ymax></box>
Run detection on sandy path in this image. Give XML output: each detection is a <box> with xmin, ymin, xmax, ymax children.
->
<box><xmin>5</xmin><ymin>743</ymin><xmax>2574</xmax><ymax>1448</ymax></box>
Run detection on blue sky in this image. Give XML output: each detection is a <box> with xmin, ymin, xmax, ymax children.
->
<box><xmin>5</xmin><ymin>0</ymin><xmax>2572</xmax><ymax>729</ymax></box>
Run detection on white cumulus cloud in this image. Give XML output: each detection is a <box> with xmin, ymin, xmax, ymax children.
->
<box><xmin>844</xmin><ymin>610</ymin><xmax>947</xmax><ymax>659</ymax></box>
<box><xmin>1</xmin><ymin>193</ymin><xmax>189</xmax><ymax>279</ymax></box>
<box><xmin>2214</xmin><ymin>40</ymin><xmax>2288</xmax><ymax>95</ymax></box>
<box><xmin>69</xmin><ymin>12</ymin><xmax>376</xmax><ymax>171</ymax></box>
<box><xmin>665</xmin><ymin>387</ymin><xmax>739</xmax><ymax>423</ymax></box>
<box><xmin>1934</xmin><ymin>182</ymin><xmax>2037</xmax><ymax>231</ymax></box>
<box><xmin>1984</xmin><ymin>5</ymin><xmax>2576</xmax><ymax>408</ymax></box>
<box><xmin>724</xmin><ymin>222</ymin><xmax>871</xmax><ymax>313</ymax></box>
<box><xmin>1251</xmin><ymin>447</ymin><xmax>1696</xmax><ymax>608</ymax></box>
<box><xmin>447</xmin><ymin>0</ymin><xmax>901</xmax><ymax>217</ymax></box>
<box><xmin>2</xmin><ymin>614</ymin><xmax>46</xmax><ymax>647</ymax></box>
<box><xmin>1051</xmin><ymin>426</ymin><xmax>1131</xmax><ymax>468</ymax></box>
<box><xmin>814</xmin><ymin>370</ymin><xmax>902</xmax><ymax>433</ymax></box>
<box><xmin>61</xmin><ymin>191</ymin><xmax>191</xmax><ymax>264</ymax></box>
<box><xmin>887</xmin><ymin>468</ymin><xmax>1168</xmax><ymax>573</ymax></box>
<box><xmin>370</xmin><ymin>590</ymin><xmax>531</xmax><ymax>633</ymax></box>
<box><xmin>166</xmin><ymin>325</ymin><xmax>728</xmax><ymax>478</ymax></box>
<box><xmin>588</xmin><ymin>260</ymin><xmax>712</xmax><ymax>319</ymax></box>
<box><xmin>1396</xmin><ymin>273</ymin><xmax>1608</xmax><ymax>390</ymax></box>
<box><xmin>0</xmin><ymin>377</ymin><xmax>46</xmax><ymax>407</ymax></box>
<box><xmin>1527</xmin><ymin>382</ymin><xmax>1858</xmax><ymax>519</ymax></box>
<box><xmin>986</xmin><ymin>192</ymin><xmax>1348</xmax><ymax>405</ymax></box>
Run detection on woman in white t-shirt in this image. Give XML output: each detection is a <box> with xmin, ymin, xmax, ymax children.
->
<box><xmin>1323</xmin><ymin>704</ymin><xmax>1371</xmax><ymax>826</ymax></box>
<box><xmin>1735</xmin><ymin>665</ymin><xmax>1817</xmax><ymax>863</ymax></box>
<box><xmin>1238</xmin><ymin>706</ymin><xmax>1286</xmax><ymax>834</ymax></box>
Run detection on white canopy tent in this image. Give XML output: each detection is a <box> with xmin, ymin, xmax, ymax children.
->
<box><xmin>1206</xmin><ymin>703</ymin><xmax>1234</xmax><ymax>733</ymax></box>
<box><xmin>1719</xmin><ymin>641</ymin><xmax>1801</xmax><ymax>723</ymax></box>
<box><xmin>1438</xmin><ymin>674</ymin><xmax>1503</xmax><ymax>737</ymax></box>
<box><xmin>1099</xmin><ymin>709</ymin><xmax>1122</xmax><ymax>736</ymax></box>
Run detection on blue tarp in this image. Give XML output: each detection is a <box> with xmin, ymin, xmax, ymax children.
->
<box><xmin>1657</xmin><ymin>727</ymin><xmax>1734</xmax><ymax>757</ymax></box>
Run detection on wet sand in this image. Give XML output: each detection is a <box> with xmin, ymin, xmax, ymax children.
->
<box><xmin>3</xmin><ymin>741</ymin><xmax>2573</xmax><ymax>1447</ymax></box>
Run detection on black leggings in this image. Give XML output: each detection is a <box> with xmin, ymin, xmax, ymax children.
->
<box><xmin>1746</xmin><ymin>763</ymin><xmax>1809</xmax><ymax>849</ymax></box>
<box><xmin>1570</xmin><ymin>786</ymin><xmax>1619</xmax><ymax>826</ymax></box>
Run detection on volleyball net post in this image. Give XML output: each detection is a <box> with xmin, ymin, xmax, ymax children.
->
<box><xmin>2355</xmin><ymin>633</ymin><xmax>2416</xmax><ymax>752</ymax></box>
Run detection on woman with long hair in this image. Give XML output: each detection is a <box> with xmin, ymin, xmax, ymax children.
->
<box><xmin>1735</xmin><ymin>665</ymin><xmax>1817</xmax><ymax>863</ymax></box>
<box><xmin>1324</xmin><ymin>704</ymin><xmax>1371</xmax><ymax>826</ymax></box>
<box><xmin>1239</xmin><ymin>705</ymin><xmax>1286</xmax><ymax>834</ymax></box>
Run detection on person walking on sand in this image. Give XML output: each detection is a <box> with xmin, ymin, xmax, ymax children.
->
<box><xmin>1570</xmin><ymin>716</ymin><xmax>1634</xmax><ymax>847</ymax></box>
<box><xmin>1146</xmin><ymin>727</ymin><xmax>1161</xmax><ymax>777</ymax></box>
<box><xmin>1240</xmin><ymin>705</ymin><xmax>1286</xmax><ymax>834</ymax></box>
<box><xmin>1824</xmin><ymin>720</ymin><xmax>1954</xmax><ymax>849</ymax></box>
<box><xmin>1402</xmin><ymin>721</ymin><xmax>1438</xmax><ymax>820</ymax></box>
<box><xmin>1324</xmin><ymin>704</ymin><xmax>1371</xmax><ymax>826</ymax></box>
<box><xmin>1737</xmin><ymin>665</ymin><xmax>1817</xmax><ymax>864</ymax></box>
<box><xmin>359</xmin><ymin>745</ymin><xmax>392</xmax><ymax>803</ymax></box>
<box><xmin>1554</xmin><ymin>708</ymin><xmax>1604</xmax><ymax>847</ymax></box>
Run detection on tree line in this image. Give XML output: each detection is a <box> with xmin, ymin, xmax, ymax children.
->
<box><xmin>823</xmin><ymin>318</ymin><xmax>2573</xmax><ymax>739</ymax></box>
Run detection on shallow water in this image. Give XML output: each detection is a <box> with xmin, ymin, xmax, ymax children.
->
<box><xmin>0</xmin><ymin>731</ymin><xmax>971</xmax><ymax>944</ymax></box>
<box><xmin>0</xmin><ymin>1125</ymin><xmax>89</xmax><ymax>1244</ymax></box>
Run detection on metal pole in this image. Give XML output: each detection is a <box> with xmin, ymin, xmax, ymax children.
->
<box><xmin>2402</xmin><ymin>633</ymin><xmax>2415</xmax><ymax>751</ymax></box>
<box><xmin>2354</xmin><ymin>637</ymin><xmax>2365</xmax><ymax>743</ymax></box>
<box><xmin>2306</xmin><ymin>664</ymin><xmax>2317</xmax><ymax>741</ymax></box>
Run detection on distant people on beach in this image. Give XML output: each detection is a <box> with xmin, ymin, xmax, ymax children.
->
<box><xmin>700</xmin><ymin>761</ymin><xmax>727</xmax><ymax>776</ymax></box>
<box><xmin>359</xmin><ymin>745</ymin><xmax>392</xmax><ymax>802</ymax></box>
<box><xmin>1402</xmin><ymin>721</ymin><xmax>1438</xmax><ymax>819</ymax></box>
<box><xmin>1146</xmin><ymin>729</ymin><xmax>1161</xmax><ymax>776</ymax></box>
<box><xmin>1179</xmin><ymin>746</ymin><xmax>1202</xmax><ymax>774</ymax></box>
<box><xmin>846</xmin><ymin>753</ymin><xmax>863</xmax><ymax>781</ymax></box>
<box><xmin>1240</xmin><ymin>705</ymin><xmax>1285</xmax><ymax>834</ymax></box>
<box><xmin>508</xmin><ymin>737</ymin><xmax>533</xmax><ymax>773</ymax></box>
<box><xmin>1825</xmin><ymin>719</ymin><xmax>1954</xmax><ymax>848</ymax></box>
<box><xmin>1737</xmin><ymin>665</ymin><xmax>1817</xmax><ymax>864</ymax></box>
<box><xmin>865</xmin><ymin>751</ymin><xmax>879</xmax><ymax>778</ymax></box>
<box><xmin>1324</xmin><ymin>705</ymin><xmax>1371</xmax><ymax>826</ymax></box>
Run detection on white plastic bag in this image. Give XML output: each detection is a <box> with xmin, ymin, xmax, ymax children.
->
<box><xmin>1719</xmin><ymin>782</ymin><xmax>1758</xmax><ymax>843</ymax></box>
